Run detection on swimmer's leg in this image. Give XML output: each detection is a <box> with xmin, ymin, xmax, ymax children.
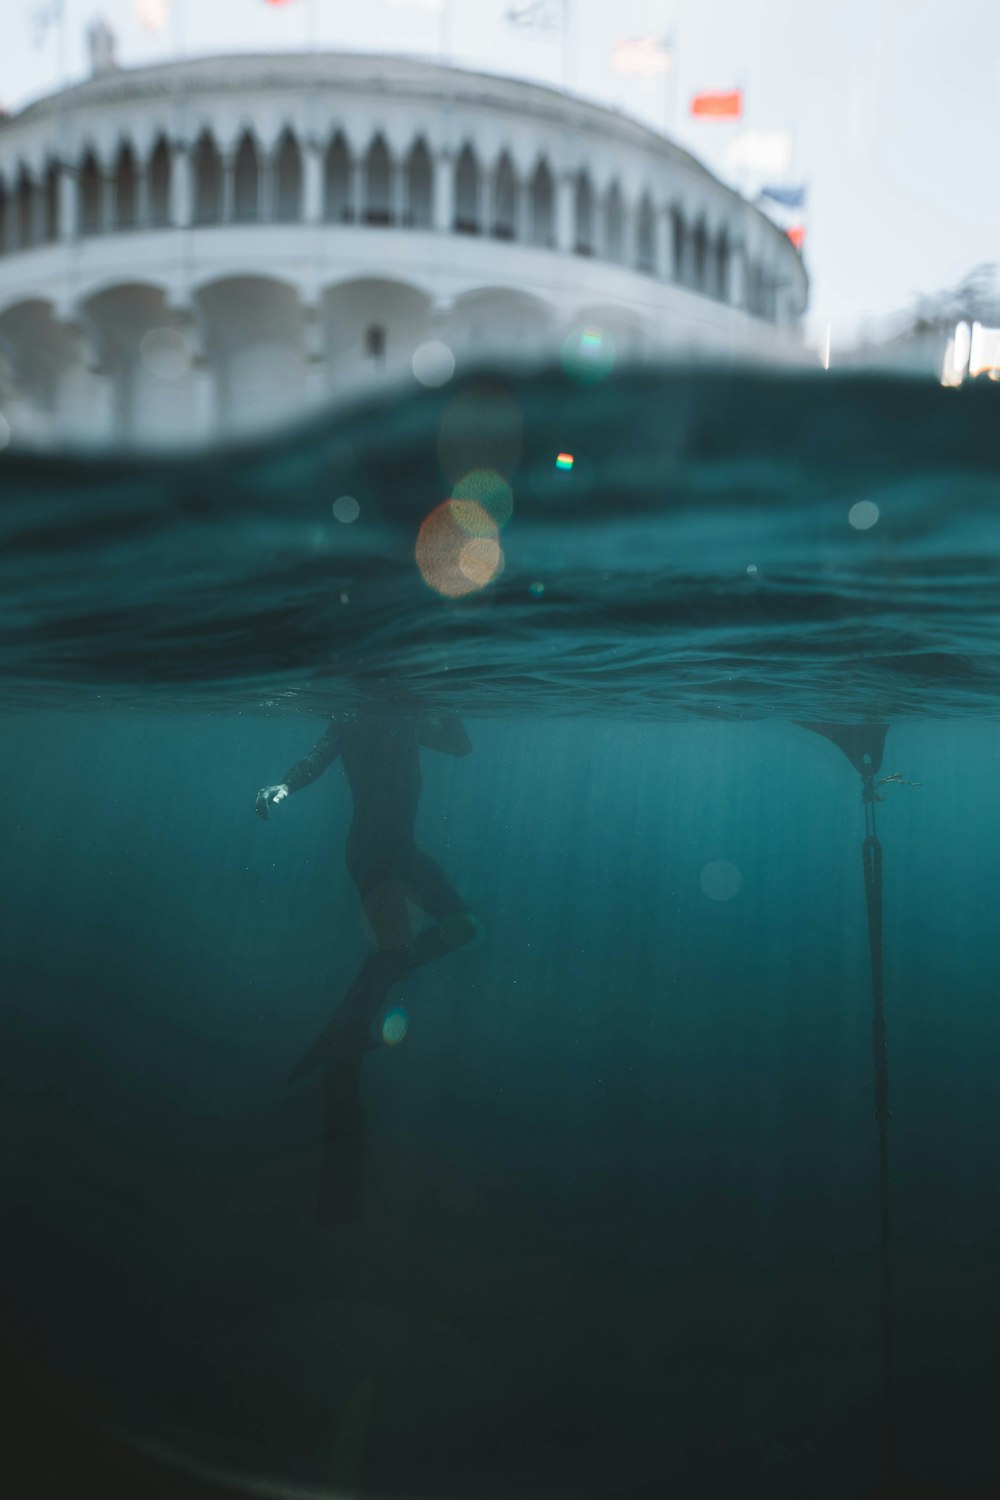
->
<box><xmin>403</xmin><ymin>849</ymin><xmax>483</xmax><ymax>969</ymax></box>
<box><xmin>288</xmin><ymin>948</ymin><xmax>408</xmax><ymax>1083</ymax></box>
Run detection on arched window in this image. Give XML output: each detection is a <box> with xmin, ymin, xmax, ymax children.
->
<box><xmin>233</xmin><ymin>132</ymin><xmax>260</xmax><ymax>223</ymax></box>
<box><xmin>324</xmin><ymin>132</ymin><xmax>351</xmax><ymax>222</ymax></box>
<box><xmin>454</xmin><ymin>144</ymin><xmax>479</xmax><ymax>235</ymax></box>
<box><xmin>636</xmin><ymin>193</ymin><xmax>655</xmax><ymax>273</ymax></box>
<box><xmin>43</xmin><ymin>162</ymin><xmax>59</xmax><ymax>241</ymax></box>
<box><xmin>272</xmin><ymin>129</ymin><xmax>302</xmax><ymax>222</ymax></box>
<box><xmin>574</xmin><ymin>171</ymin><xmax>593</xmax><ymax>256</ymax></box>
<box><xmin>492</xmin><ymin>152</ymin><xmax>516</xmax><ymax>240</ymax></box>
<box><xmin>80</xmin><ymin>152</ymin><xmax>102</xmax><ymax>236</ymax></box>
<box><xmin>671</xmin><ymin>208</ymin><xmax>686</xmax><ymax>283</ymax></box>
<box><xmin>16</xmin><ymin>170</ymin><xmax>34</xmax><ymax>249</ymax></box>
<box><xmin>192</xmin><ymin>132</ymin><xmax>222</xmax><ymax>226</ymax></box>
<box><xmin>604</xmin><ymin>181</ymin><xmax>623</xmax><ymax>263</ymax></box>
<box><xmin>149</xmin><ymin>137</ymin><xmax>171</xmax><ymax>227</ymax></box>
<box><xmin>114</xmin><ymin>144</ymin><xmax>137</xmax><ymax>230</ymax></box>
<box><xmin>364</xmin><ymin>134</ymin><xmax>392</xmax><ymax>226</ymax></box>
<box><xmin>405</xmin><ymin>138</ymin><xmax>432</xmax><ymax>228</ymax></box>
<box><xmin>692</xmin><ymin>219</ymin><xmax>708</xmax><ymax>290</ymax></box>
<box><xmin>529</xmin><ymin>159</ymin><xmax>553</xmax><ymax>248</ymax></box>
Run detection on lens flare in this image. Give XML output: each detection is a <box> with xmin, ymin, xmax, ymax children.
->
<box><xmin>382</xmin><ymin>1008</ymin><xmax>408</xmax><ymax>1046</ymax></box>
<box><xmin>416</xmin><ymin>499</ymin><xmax>503</xmax><ymax>597</ymax></box>
<box><xmin>561</xmin><ymin>325</ymin><xmax>616</xmax><ymax>384</ymax></box>
<box><xmin>555</xmin><ymin>452</ymin><xmax>574</xmax><ymax>471</ymax></box>
<box><xmin>848</xmin><ymin>500</ymin><xmax>879</xmax><ymax>531</ymax></box>
<box><xmin>332</xmin><ymin>494</ymin><xmax>360</xmax><ymax>523</ymax></box>
<box><xmin>452</xmin><ymin>468</ymin><xmax>514</xmax><ymax>528</ymax></box>
<box><xmin>700</xmin><ymin>861</ymin><xmax>743</xmax><ymax>902</ymax></box>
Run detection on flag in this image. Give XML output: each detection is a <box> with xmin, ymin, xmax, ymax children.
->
<box><xmin>612</xmin><ymin>35</ymin><xmax>672</xmax><ymax>77</ymax></box>
<box><xmin>30</xmin><ymin>0</ymin><xmax>63</xmax><ymax>48</ymax></box>
<box><xmin>786</xmin><ymin>225</ymin><xmax>805</xmax><ymax>250</ymax></box>
<box><xmin>690</xmin><ymin>90</ymin><xmax>742</xmax><ymax>119</ymax></box>
<box><xmin>136</xmin><ymin>0</ymin><xmax>171</xmax><ymax>30</ymax></box>
<box><xmin>760</xmin><ymin>184</ymin><xmax>806</xmax><ymax>210</ymax></box>
<box><xmin>726</xmin><ymin>129</ymin><xmax>791</xmax><ymax>177</ymax></box>
<box><xmin>506</xmin><ymin>1</ymin><xmax>561</xmax><ymax>32</ymax></box>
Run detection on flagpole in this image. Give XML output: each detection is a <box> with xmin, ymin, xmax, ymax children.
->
<box><xmin>439</xmin><ymin>0</ymin><xmax>453</xmax><ymax>61</ymax></box>
<box><xmin>58</xmin><ymin>0</ymin><xmax>68</xmax><ymax>89</ymax></box>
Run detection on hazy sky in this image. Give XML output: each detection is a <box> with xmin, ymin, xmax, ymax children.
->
<box><xmin>2</xmin><ymin>0</ymin><xmax>998</xmax><ymax>345</ymax></box>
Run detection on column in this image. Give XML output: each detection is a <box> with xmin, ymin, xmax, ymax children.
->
<box><xmin>136</xmin><ymin>160</ymin><xmax>150</xmax><ymax>230</ymax></box>
<box><xmin>514</xmin><ymin>177</ymin><xmax>528</xmax><ymax>243</ymax></box>
<box><xmin>476</xmin><ymin>168</ymin><xmax>489</xmax><ymax>237</ymax></box>
<box><xmin>171</xmin><ymin>143</ymin><xmax>192</xmax><ymax>228</ymax></box>
<box><xmin>728</xmin><ymin>245</ymin><xmax>745</xmax><ymax>310</ymax></box>
<box><xmin>221</xmin><ymin>155</ymin><xmax>234</xmax><ymax>224</ymax></box>
<box><xmin>390</xmin><ymin>160</ymin><xmax>406</xmax><ymax>226</ymax></box>
<box><xmin>656</xmin><ymin>206</ymin><xmax>673</xmax><ymax>281</ymax></box>
<box><xmin>349</xmin><ymin>157</ymin><xmax>363</xmax><ymax>224</ymax></box>
<box><xmin>100</xmin><ymin>170</ymin><xmax>114</xmax><ymax>234</ymax></box>
<box><xmin>58</xmin><ymin>164</ymin><xmax>78</xmax><ymax>243</ymax></box>
<box><xmin>555</xmin><ymin>172</ymin><xmax>574</xmax><ymax>254</ymax></box>
<box><xmin>432</xmin><ymin>149</ymin><xmax>453</xmax><ymax>233</ymax></box>
<box><xmin>621</xmin><ymin>196</ymin><xmax>637</xmax><ymax>271</ymax></box>
<box><xmin>303</xmin><ymin>142</ymin><xmax>323</xmax><ymax>224</ymax></box>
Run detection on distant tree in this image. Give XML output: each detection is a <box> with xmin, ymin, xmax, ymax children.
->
<box><xmin>907</xmin><ymin>263</ymin><xmax>1000</xmax><ymax>333</ymax></box>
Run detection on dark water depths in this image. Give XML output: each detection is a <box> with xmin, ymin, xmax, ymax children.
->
<box><xmin>2</xmin><ymin>371</ymin><xmax>1000</xmax><ymax>1499</ymax></box>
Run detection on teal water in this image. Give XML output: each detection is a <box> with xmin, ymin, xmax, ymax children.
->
<box><xmin>1</xmin><ymin>371</ymin><xmax>999</xmax><ymax>1499</ymax></box>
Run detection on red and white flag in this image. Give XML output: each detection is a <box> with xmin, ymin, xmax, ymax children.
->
<box><xmin>690</xmin><ymin>89</ymin><xmax>743</xmax><ymax>119</ymax></box>
<box><xmin>612</xmin><ymin>35</ymin><xmax>672</xmax><ymax>77</ymax></box>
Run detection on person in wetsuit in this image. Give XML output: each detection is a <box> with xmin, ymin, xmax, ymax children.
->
<box><xmin>256</xmin><ymin>709</ymin><xmax>479</xmax><ymax>1221</ymax></box>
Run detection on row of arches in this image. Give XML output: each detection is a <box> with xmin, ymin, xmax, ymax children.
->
<box><xmin>0</xmin><ymin>130</ymin><xmax>767</xmax><ymax>307</ymax></box>
<box><xmin>3</xmin><ymin>274</ymin><xmax>712</xmax><ymax>446</ymax></box>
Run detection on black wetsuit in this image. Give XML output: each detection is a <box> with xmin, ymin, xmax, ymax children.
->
<box><xmin>278</xmin><ymin>711</ymin><xmax>475</xmax><ymax>1224</ymax></box>
<box><xmin>282</xmin><ymin>714</ymin><xmax>466</xmax><ymax>921</ymax></box>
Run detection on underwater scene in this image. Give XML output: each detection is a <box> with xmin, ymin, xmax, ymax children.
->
<box><xmin>2</xmin><ymin>369</ymin><xmax>1000</xmax><ymax>1499</ymax></box>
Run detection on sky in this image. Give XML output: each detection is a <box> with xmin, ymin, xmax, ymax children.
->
<box><xmin>2</xmin><ymin>0</ymin><xmax>998</xmax><ymax>347</ymax></box>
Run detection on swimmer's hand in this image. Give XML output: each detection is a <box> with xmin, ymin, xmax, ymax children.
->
<box><xmin>255</xmin><ymin>784</ymin><xmax>289</xmax><ymax>820</ymax></box>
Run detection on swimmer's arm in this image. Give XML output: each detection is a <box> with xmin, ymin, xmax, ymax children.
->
<box><xmin>256</xmin><ymin>721</ymin><xmax>342</xmax><ymax>818</ymax></box>
<box><xmin>418</xmin><ymin>714</ymin><xmax>472</xmax><ymax>757</ymax></box>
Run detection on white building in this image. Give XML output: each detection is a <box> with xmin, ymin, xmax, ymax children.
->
<box><xmin>0</xmin><ymin>50</ymin><xmax>809</xmax><ymax>449</ymax></box>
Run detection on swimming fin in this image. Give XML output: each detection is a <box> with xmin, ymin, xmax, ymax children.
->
<box><xmin>288</xmin><ymin>949</ymin><xmax>409</xmax><ymax>1084</ymax></box>
<box><xmin>316</xmin><ymin>1059</ymin><xmax>366</xmax><ymax>1225</ymax></box>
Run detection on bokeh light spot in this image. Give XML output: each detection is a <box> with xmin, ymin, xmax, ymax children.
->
<box><xmin>382</xmin><ymin>1008</ymin><xmax>408</xmax><ymax>1046</ymax></box>
<box><xmin>700</xmin><ymin>861</ymin><xmax>743</xmax><ymax>902</ymax></box>
<box><xmin>452</xmin><ymin>468</ymin><xmax>514</xmax><ymax>528</ymax></box>
<box><xmin>848</xmin><ymin>500</ymin><xmax>880</xmax><ymax>531</ymax></box>
<box><xmin>555</xmin><ymin>452</ymin><xmax>574</xmax><ymax>472</ymax></box>
<box><xmin>412</xmin><ymin>340</ymin><xmax>455</xmax><ymax>388</ymax></box>
<box><xmin>529</xmin><ymin>580</ymin><xmax>545</xmax><ymax>597</ymax></box>
<box><xmin>746</xmin><ymin>563</ymin><xmax>758</xmax><ymax>576</ymax></box>
<box><xmin>561</xmin><ymin>325</ymin><xmax>617</xmax><ymax>384</ymax></box>
<box><xmin>459</xmin><ymin>536</ymin><xmax>502</xmax><ymax>586</ymax></box>
<box><xmin>416</xmin><ymin>499</ymin><xmax>503</xmax><ymax>597</ymax></box>
<box><xmin>333</xmin><ymin>494</ymin><xmax>360</xmax><ymax>523</ymax></box>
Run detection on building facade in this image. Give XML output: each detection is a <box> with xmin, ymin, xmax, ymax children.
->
<box><xmin>0</xmin><ymin>51</ymin><xmax>809</xmax><ymax>448</ymax></box>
